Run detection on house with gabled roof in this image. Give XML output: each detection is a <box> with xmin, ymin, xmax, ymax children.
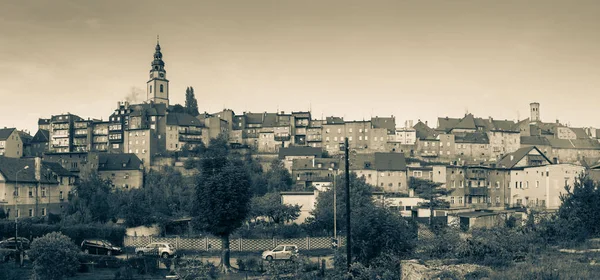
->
<box><xmin>29</xmin><ymin>129</ymin><xmax>50</xmax><ymax>157</ymax></box>
<box><xmin>97</xmin><ymin>153</ymin><xmax>144</xmax><ymax>189</ymax></box>
<box><xmin>0</xmin><ymin>128</ymin><xmax>23</xmax><ymax>158</ymax></box>
<box><xmin>0</xmin><ymin>156</ymin><xmax>76</xmax><ymax>218</ymax></box>
<box><xmin>350</xmin><ymin>152</ymin><xmax>409</xmax><ymax>194</ymax></box>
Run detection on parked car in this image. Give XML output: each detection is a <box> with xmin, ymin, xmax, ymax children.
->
<box><xmin>262</xmin><ymin>244</ymin><xmax>298</xmax><ymax>261</ymax></box>
<box><xmin>81</xmin><ymin>239</ymin><xmax>122</xmax><ymax>256</ymax></box>
<box><xmin>135</xmin><ymin>242</ymin><xmax>177</xmax><ymax>258</ymax></box>
<box><xmin>0</xmin><ymin>237</ymin><xmax>30</xmax><ymax>250</ymax></box>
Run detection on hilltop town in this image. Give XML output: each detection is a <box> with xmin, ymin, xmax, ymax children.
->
<box><xmin>1</xmin><ymin>42</ymin><xmax>599</xmax><ymax>222</ymax></box>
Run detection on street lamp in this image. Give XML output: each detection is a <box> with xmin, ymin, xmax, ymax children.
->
<box><xmin>15</xmin><ymin>166</ymin><xmax>29</xmax><ymax>251</ymax></box>
<box><xmin>328</xmin><ymin>167</ymin><xmax>338</xmax><ymax>247</ymax></box>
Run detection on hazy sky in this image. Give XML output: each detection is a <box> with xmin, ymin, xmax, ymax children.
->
<box><xmin>1</xmin><ymin>0</ymin><xmax>599</xmax><ymax>134</ymax></box>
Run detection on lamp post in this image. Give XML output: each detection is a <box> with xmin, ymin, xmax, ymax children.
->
<box><xmin>328</xmin><ymin>168</ymin><xmax>338</xmax><ymax>245</ymax></box>
<box><xmin>15</xmin><ymin>165</ymin><xmax>29</xmax><ymax>264</ymax></box>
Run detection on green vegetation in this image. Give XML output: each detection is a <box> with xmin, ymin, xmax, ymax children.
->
<box><xmin>28</xmin><ymin>232</ymin><xmax>80</xmax><ymax>280</ymax></box>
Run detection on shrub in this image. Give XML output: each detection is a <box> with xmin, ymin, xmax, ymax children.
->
<box><xmin>77</xmin><ymin>253</ymin><xmax>124</xmax><ymax>269</ymax></box>
<box><xmin>174</xmin><ymin>257</ymin><xmax>218</xmax><ymax>279</ymax></box>
<box><xmin>28</xmin><ymin>232</ymin><xmax>80</xmax><ymax>280</ymax></box>
<box><xmin>126</xmin><ymin>256</ymin><xmax>160</xmax><ymax>275</ymax></box>
<box><xmin>0</xmin><ymin>221</ymin><xmax>126</xmax><ymax>247</ymax></box>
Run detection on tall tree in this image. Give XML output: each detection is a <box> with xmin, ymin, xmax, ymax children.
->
<box><xmin>192</xmin><ymin>143</ymin><xmax>250</xmax><ymax>273</ymax></box>
<box><xmin>410</xmin><ymin>177</ymin><xmax>451</xmax><ymax>227</ymax></box>
<box><xmin>66</xmin><ymin>172</ymin><xmax>113</xmax><ymax>223</ymax></box>
<box><xmin>250</xmin><ymin>192</ymin><xmax>301</xmax><ymax>224</ymax></box>
<box><xmin>264</xmin><ymin>159</ymin><xmax>293</xmax><ymax>194</ymax></box>
<box><xmin>185</xmin><ymin>86</ymin><xmax>199</xmax><ymax>117</ymax></box>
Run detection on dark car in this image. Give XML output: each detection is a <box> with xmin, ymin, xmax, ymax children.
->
<box><xmin>0</xmin><ymin>237</ymin><xmax>30</xmax><ymax>250</ymax></box>
<box><xmin>81</xmin><ymin>239</ymin><xmax>122</xmax><ymax>256</ymax></box>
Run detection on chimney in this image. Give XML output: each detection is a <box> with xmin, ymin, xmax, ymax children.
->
<box><xmin>35</xmin><ymin>157</ymin><xmax>42</xmax><ymax>181</ymax></box>
<box><xmin>556</xmin><ymin>119</ymin><xmax>560</xmax><ymax>124</ymax></box>
<box><xmin>510</xmin><ymin>155</ymin><xmax>514</xmax><ymax>161</ymax></box>
<box><xmin>425</xmin><ymin>121</ymin><xmax>428</xmax><ymax>126</ymax></box>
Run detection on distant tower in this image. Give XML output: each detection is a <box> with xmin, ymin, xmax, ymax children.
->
<box><xmin>530</xmin><ymin>102</ymin><xmax>540</xmax><ymax>122</ymax></box>
<box><xmin>147</xmin><ymin>36</ymin><xmax>169</xmax><ymax>105</ymax></box>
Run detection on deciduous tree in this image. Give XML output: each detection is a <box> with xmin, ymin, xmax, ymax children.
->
<box><xmin>28</xmin><ymin>232</ymin><xmax>80</xmax><ymax>280</ymax></box>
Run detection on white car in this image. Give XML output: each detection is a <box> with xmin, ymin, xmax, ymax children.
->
<box><xmin>135</xmin><ymin>242</ymin><xmax>177</xmax><ymax>258</ymax></box>
<box><xmin>262</xmin><ymin>244</ymin><xmax>299</xmax><ymax>261</ymax></box>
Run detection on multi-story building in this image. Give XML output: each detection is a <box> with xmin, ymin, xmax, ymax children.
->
<box><xmin>291</xmin><ymin>112</ymin><xmax>311</xmax><ymax>145</ymax></box>
<box><xmin>42</xmin><ymin>152</ymin><xmax>100</xmax><ymax>178</ymax></box>
<box><xmin>29</xmin><ymin>129</ymin><xmax>49</xmax><ymax>157</ymax></box>
<box><xmin>108</xmin><ymin>102</ymin><xmax>130</xmax><ymax>153</ymax></box>
<box><xmin>351</xmin><ymin>152</ymin><xmax>408</xmax><ymax>194</ymax></box>
<box><xmin>322</xmin><ymin>117</ymin><xmax>346</xmax><ymax>155</ymax></box>
<box><xmin>279</xmin><ymin>146</ymin><xmax>323</xmax><ymax>172</ymax></box>
<box><xmin>38</xmin><ymin>118</ymin><xmax>51</xmax><ymax>131</ymax></box>
<box><xmin>91</xmin><ymin>121</ymin><xmax>109</xmax><ymax>152</ymax></box>
<box><xmin>0</xmin><ymin>157</ymin><xmax>76</xmax><ymax>218</ymax></box>
<box><xmin>48</xmin><ymin>113</ymin><xmax>84</xmax><ymax>153</ymax></box>
<box><xmin>123</xmin><ymin>129</ymin><xmax>157</xmax><ymax>166</ymax></box>
<box><xmin>290</xmin><ymin>157</ymin><xmax>340</xmax><ymax>189</ymax></box>
<box><xmin>306</xmin><ymin>120</ymin><xmax>323</xmax><ymax>148</ymax></box>
<box><xmin>166</xmin><ymin>113</ymin><xmax>204</xmax><ymax>151</ymax></box>
<box><xmin>0</xmin><ymin>128</ymin><xmax>24</xmax><ymax>158</ymax></box>
<box><xmin>97</xmin><ymin>153</ymin><xmax>144</xmax><ymax>189</ymax></box>
<box><xmin>73</xmin><ymin>119</ymin><xmax>93</xmax><ymax>152</ymax></box>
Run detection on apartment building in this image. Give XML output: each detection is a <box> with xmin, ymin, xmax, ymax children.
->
<box><xmin>0</xmin><ymin>128</ymin><xmax>23</xmax><ymax>158</ymax></box>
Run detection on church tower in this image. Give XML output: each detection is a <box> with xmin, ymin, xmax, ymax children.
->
<box><xmin>147</xmin><ymin>37</ymin><xmax>169</xmax><ymax>105</ymax></box>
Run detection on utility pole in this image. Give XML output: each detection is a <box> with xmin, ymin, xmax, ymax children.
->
<box><xmin>344</xmin><ymin>137</ymin><xmax>351</xmax><ymax>270</ymax></box>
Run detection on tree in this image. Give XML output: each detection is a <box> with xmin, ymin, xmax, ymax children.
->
<box><xmin>171</xmin><ymin>104</ymin><xmax>185</xmax><ymax>113</ymax></box>
<box><xmin>250</xmin><ymin>192</ymin><xmax>301</xmax><ymax>224</ymax></box>
<box><xmin>410</xmin><ymin>177</ymin><xmax>451</xmax><ymax>228</ymax></box>
<box><xmin>192</xmin><ymin>149</ymin><xmax>251</xmax><ymax>272</ymax></box>
<box><xmin>185</xmin><ymin>86</ymin><xmax>199</xmax><ymax>117</ymax></box>
<box><xmin>553</xmin><ymin>174</ymin><xmax>600</xmax><ymax>242</ymax></box>
<box><xmin>264</xmin><ymin>159</ymin><xmax>293</xmax><ymax>194</ymax></box>
<box><xmin>28</xmin><ymin>232</ymin><xmax>80</xmax><ymax>280</ymax></box>
<box><xmin>66</xmin><ymin>172</ymin><xmax>113</xmax><ymax>223</ymax></box>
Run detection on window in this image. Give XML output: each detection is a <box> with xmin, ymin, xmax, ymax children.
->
<box><xmin>337</xmin><ymin>128</ymin><xmax>341</xmax><ymax>133</ymax></box>
<box><xmin>349</xmin><ymin>137</ymin><xmax>352</xmax><ymax>141</ymax></box>
<box><xmin>425</xmin><ymin>142</ymin><xmax>428</xmax><ymax>147</ymax></box>
<box><xmin>28</xmin><ymin>209</ymin><xmax>33</xmax><ymax>217</ymax></box>
<box><xmin>452</xmin><ymin>180</ymin><xmax>456</xmax><ymax>188</ymax></box>
<box><xmin>496</xmin><ymin>196</ymin><xmax>500</xmax><ymax>204</ymax></box>
<box><xmin>41</xmin><ymin>187</ymin><xmax>46</xmax><ymax>197</ymax></box>
<box><xmin>160</xmin><ymin>84</ymin><xmax>164</xmax><ymax>92</ymax></box>
<box><xmin>349</xmin><ymin>128</ymin><xmax>353</xmax><ymax>133</ymax></box>
<box><xmin>458</xmin><ymin>197</ymin><xmax>463</xmax><ymax>204</ymax></box>
<box><xmin>150</xmin><ymin>85</ymin><xmax>152</xmax><ymax>93</ymax></box>
<box><xmin>496</xmin><ymin>181</ymin><xmax>500</xmax><ymax>188</ymax></box>
<box><xmin>41</xmin><ymin>208</ymin><xmax>46</xmax><ymax>216</ymax></box>
<box><xmin>413</xmin><ymin>171</ymin><xmax>422</xmax><ymax>177</ymax></box>
<box><xmin>359</xmin><ymin>129</ymin><xmax>363</xmax><ymax>133</ymax></box>
<box><xmin>365</xmin><ymin>129</ymin><xmax>368</xmax><ymax>133</ymax></box>
<box><xmin>28</xmin><ymin>187</ymin><xmax>33</xmax><ymax>197</ymax></box>
<box><xmin>359</xmin><ymin>136</ymin><xmax>362</xmax><ymax>140</ymax></box>
<box><xmin>15</xmin><ymin>209</ymin><xmax>19</xmax><ymax>218</ymax></box>
<box><xmin>365</xmin><ymin>136</ymin><xmax>368</xmax><ymax>140</ymax></box>
<box><xmin>14</xmin><ymin>187</ymin><xmax>19</xmax><ymax>197</ymax></box>
<box><xmin>450</xmin><ymin>197</ymin><xmax>455</xmax><ymax>204</ymax></box>
<box><xmin>334</xmin><ymin>137</ymin><xmax>337</xmax><ymax>141</ymax></box>
<box><xmin>59</xmin><ymin>191</ymin><xmax>64</xmax><ymax>200</ymax></box>
<box><xmin>526</xmin><ymin>181</ymin><xmax>529</xmax><ymax>189</ymax></box>
<box><xmin>460</xmin><ymin>181</ymin><xmax>464</xmax><ymax>188</ymax></box>
<box><xmin>536</xmin><ymin>181</ymin><xmax>539</xmax><ymax>188</ymax></box>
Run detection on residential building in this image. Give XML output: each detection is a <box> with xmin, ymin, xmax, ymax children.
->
<box><xmin>306</xmin><ymin>120</ymin><xmax>323</xmax><ymax>148</ymax></box>
<box><xmin>322</xmin><ymin>116</ymin><xmax>345</xmax><ymax>155</ymax></box>
<box><xmin>290</xmin><ymin>157</ymin><xmax>340</xmax><ymax>188</ymax></box>
<box><xmin>97</xmin><ymin>153</ymin><xmax>144</xmax><ymax>189</ymax></box>
<box><xmin>279</xmin><ymin>146</ymin><xmax>322</xmax><ymax>171</ymax></box>
<box><xmin>18</xmin><ymin>131</ymin><xmax>33</xmax><ymax>158</ymax></box>
<box><xmin>166</xmin><ymin>113</ymin><xmax>204</xmax><ymax>151</ymax></box>
<box><xmin>0</xmin><ymin>128</ymin><xmax>23</xmax><ymax>158</ymax></box>
<box><xmin>49</xmin><ymin>113</ymin><xmax>84</xmax><ymax>153</ymax></box>
<box><xmin>73</xmin><ymin>119</ymin><xmax>93</xmax><ymax>152</ymax></box>
<box><xmin>43</xmin><ymin>152</ymin><xmax>100</xmax><ymax>178</ymax></box>
<box><xmin>0</xmin><ymin>157</ymin><xmax>76</xmax><ymax>218</ymax></box>
<box><xmin>38</xmin><ymin>118</ymin><xmax>50</xmax><ymax>131</ymax></box>
<box><xmin>29</xmin><ymin>129</ymin><xmax>49</xmax><ymax>157</ymax></box>
<box><xmin>91</xmin><ymin>121</ymin><xmax>109</xmax><ymax>152</ymax></box>
<box><xmin>351</xmin><ymin>152</ymin><xmax>409</xmax><ymax>193</ymax></box>
<box><xmin>291</xmin><ymin>112</ymin><xmax>311</xmax><ymax>145</ymax></box>
<box><xmin>108</xmin><ymin>102</ymin><xmax>130</xmax><ymax>153</ymax></box>
<box><xmin>124</xmin><ymin>129</ymin><xmax>157</xmax><ymax>166</ymax></box>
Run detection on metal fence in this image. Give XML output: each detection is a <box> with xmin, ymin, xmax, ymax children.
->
<box><xmin>124</xmin><ymin>235</ymin><xmax>346</xmax><ymax>252</ymax></box>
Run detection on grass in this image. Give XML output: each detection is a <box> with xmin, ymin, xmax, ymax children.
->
<box><xmin>486</xmin><ymin>249</ymin><xmax>600</xmax><ymax>280</ymax></box>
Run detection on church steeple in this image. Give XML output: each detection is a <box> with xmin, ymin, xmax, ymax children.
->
<box><xmin>147</xmin><ymin>36</ymin><xmax>169</xmax><ymax>105</ymax></box>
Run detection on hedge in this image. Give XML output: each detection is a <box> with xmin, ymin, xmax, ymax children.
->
<box><xmin>0</xmin><ymin>222</ymin><xmax>126</xmax><ymax>247</ymax></box>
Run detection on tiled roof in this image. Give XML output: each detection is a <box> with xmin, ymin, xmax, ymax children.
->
<box><xmin>0</xmin><ymin>157</ymin><xmax>60</xmax><ymax>184</ymax></box>
<box><xmin>496</xmin><ymin>146</ymin><xmax>551</xmax><ymax>169</ymax></box>
<box><xmin>570</xmin><ymin>127</ymin><xmax>590</xmax><ymax>139</ymax></box>
<box><xmin>436</xmin><ymin>117</ymin><xmax>461</xmax><ymax>133</ymax></box>
<box><xmin>262</xmin><ymin>113</ymin><xmax>279</xmax><ymax>127</ymax></box>
<box><xmin>43</xmin><ymin>161</ymin><xmax>75</xmax><ymax>177</ymax></box>
<box><xmin>414</xmin><ymin>121</ymin><xmax>438</xmax><ymax>140</ymax></box>
<box><xmin>547</xmin><ymin>138</ymin><xmax>600</xmax><ymax>150</ymax></box>
<box><xmin>31</xmin><ymin>129</ymin><xmax>50</xmax><ymax>143</ymax></box>
<box><xmin>0</xmin><ymin>128</ymin><xmax>15</xmax><ymax>141</ymax></box>
<box><xmin>38</xmin><ymin>118</ymin><xmax>50</xmax><ymax>125</ymax></box>
<box><xmin>326</xmin><ymin>117</ymin><xmax>344</xmax><ymax>124</ymax></box>
<box><xmin>373</xmin><ymin>152</ymin><xmax>407</xmax><ymax>171</ymax></box>
<box><xmin>453</xmin><ymin>114</ymin><xmax>477</xmax><ymax>130</ymax></box>
<box><xmin>520</xmin><ymin>136</ymin><xmax>551</xmax><ymax>146</ymax></box>
<box><xmin>98</xmin><ymin>153</ymin><xmax>143</xmax><ymax>171</ymax></box>
<box><xmin>278</xmin><ymin>146</ymin><xmax>322</xmax><ymax>159</ymax></box>
<box><xmin>371</xmin><ymin>117</ymin><xmax>395</xmax><ymax>133</ymax></box>
<box><xmin>292</xmin><ymin>112</ymin><xmax>311</xmax><ymax>118</ymax></box>
<box><xmin>18</xmin><ymin>131</ymin><xmax>33</xmax><ymax>145</ymax></box>
<box><xmin>166</xmin><ymin>113</ymin><xmax>203</xmax><ymax>127</ymax></box>
<box><xmin>454</xmin><ymin>132</ymin><xmax>489</xmax><ymax>144</ymax></box>
<box><xmin>245</xmin><ymin>113</ymin><xmax>264</xmax><ymax>124</ymax></box>
<box><xmin>491</xmin><ymin>119</ymin><xmax>519</xmax><ymax>132</ymax></box>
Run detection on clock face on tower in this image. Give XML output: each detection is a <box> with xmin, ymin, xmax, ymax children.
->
<box><xmin>159</xmin><ymin>73</ymin><xmax>165</xmax><ymax>78</ymax></box>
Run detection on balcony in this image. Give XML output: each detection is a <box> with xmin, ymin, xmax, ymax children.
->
<box><xmin>466</xmin><ymin>171</ymin><xmax>487</xmax><ymax>180</ymax></box>
<box><xmin>179</xmin><ymin>129</ymin><xmax>202</xmax><ymax>135</ymax></box>
<box><xmin>468</xmin><ymin>187</ymin><xmax>487</xmax><ymax>196</ymax></box>
<box><xmin>307</xmin><ymin>136</ymin><xmax>322</xmax><ymax>142</ymax></box>
<box><xmin>420</xmin><ymin>151</ymin><xmax>439</xmax><ymax>157</ymax></box>
<box><xmin>52</xmin><ymin>143</ymin><xmax>69</xmax><ymax>148</ymax></box>
<box><xmin>179</xmin><ymin>135</ymin><xmax>203</xmax><ymax>142</ymax></box>
<box><xmin>274</xmin><ymin>134</ymin><xmax>291</xmax><ymax>141</ymax></box>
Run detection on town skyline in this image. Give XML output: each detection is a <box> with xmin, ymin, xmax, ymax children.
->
<box><xmin>2</xmin><ymin>0</ymin><xmax>600</xmax><ymax>134</ymax></box>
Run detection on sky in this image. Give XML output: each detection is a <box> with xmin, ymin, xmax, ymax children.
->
<box><xmin>1</xmin><ymin>0</ymin><xmax>599</xmax><ymax>134</ymax></box>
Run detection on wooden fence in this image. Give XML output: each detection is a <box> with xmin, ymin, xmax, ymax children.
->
<box><xmin>124</xmin><ymin>236</ymin><xmax>345</xmax><ymax>252</ymax></box>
